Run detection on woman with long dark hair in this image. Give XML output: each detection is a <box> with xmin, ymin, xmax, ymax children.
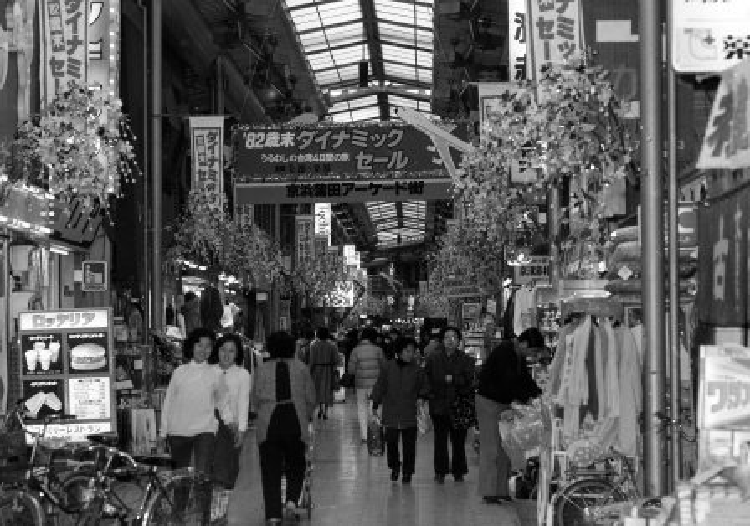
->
<box><xmin>307</xmin><ymin>327</ymin><xmax>338</xmax><ymax>419</ymax></box>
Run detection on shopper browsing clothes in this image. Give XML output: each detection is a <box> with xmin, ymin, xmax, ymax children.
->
<box><xmin>371</xmin><ymin>337</ymin><xmax>430</xmax><ymax>484</ymax></box>
<box><xmin>424</xmin><ymin>326</ymin><xmax>476</xmax><ymax>483</ymax></box>
<box><xmin>308</xmin><ymin>327</ymin><xmax>339</xmax><ymax>419</ymax></box>
<box><xmin>159</xmin><ymin>328</ymin><xmax>222</xmax><ymax>476</ymax></box>
<box><xmin>476</xmin><ymin>340</ymin><xmax>541</xmax><ymax>504</ymax></box>
<box><xmin>348</xmin><ymin>327</ymin><xmax>386</xmax><ymax>443</ymax></box>
<box><xmin>252</xmin><ymin>331</ymin><xmax>316</xmax><ymax>525</ymax></box>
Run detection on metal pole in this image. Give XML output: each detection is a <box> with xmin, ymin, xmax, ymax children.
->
<box><xmin>639</xmin><ymin>0</ymin><xmax>667</xmax><ymax>496</ymax></box>
<box><xmin>216</xmin><ymin>55</ymin><xmax>224</xmax><ymax>115</ymax></box>
<box><xmin>548</xmin><ymin>186</ymin><xmax>560</xmax><ymax>291</ymax></box>
<box><xmin>151</xmin><ymin>0</ymin><xmax>163</xmax><ymax>334</ymax></box>
<box><xmin>141</xmin><ymin>1</ymin><xmax>150</xmax><ymax>339</ymax></box>
<box><xmin>2</xmin><ymin>231</ymin><xmax>9</xmax><ymax>413</ymax></box>
<box><xmin>666</xmin><ymin>0</ymin><xmax>682</xmax><ymax>489</ymax></box>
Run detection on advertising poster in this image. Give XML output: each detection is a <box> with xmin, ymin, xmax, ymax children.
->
<box><xmin>68</xmin><ymin>377</ymin><xmax>111</xmax><ymax>420</ymax></box>
<box><xmin>66</xmin><ymin>332</ymin><xmax>109</xmax><ymax>374</ymax></box>
<box><xmin>22</xmin><ymin>379</ymin><xmax>64</xmax><ymax>421</ymax></box>
<box><xmin>21</xmin><ymin>333</ymin><xmax>63</xmax><ymax>375</ymax></box>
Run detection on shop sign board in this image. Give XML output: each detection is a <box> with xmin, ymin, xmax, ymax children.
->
<box><xmin>314</xmin><ymin>203</ymin><xmax>331</xmax><ymax>244</ymax></box>
<box><xmin>696</xmin><ymin>58</ymin><xmax>750</xmax><ymax>170</ymax></box>
<box><xmin>233</xmin><ymin>123</ymin><xmax>465</xmax><ymax>182</ymax></box>
<box><xmin>698</xmin><ymin>345</ymin><xmax>750</xmax><ymax>429</ymax></box>
<box><xmin>513</xmin><ymin>256</ymin><xmax>550</xmax><ymax>285</ymax></box>
<box><xmin>295</xmin><ymin>215</ymin><xmax>315</xmax><ymax>268</ymax></box>
<box><xmin>508</xmin><ymin>0</ymin><xmax>530</xmax><ymax>81</ymax></box>
<box><xmin>671</xmin><ymin>0</ymin><xmax>750</xmax><ymax>74</ymax></box>
<box><xmin>696</xmin><ymin>185</ymin><xmax>750</xmax><ymax>326</ymax></box>
<box><xmin>236</xmin><ymin>179</ymin><xmax>448</xmax><ymax>205</ymax></box>
<box><xmin>528</xmin><ymin>0</ymin><xmax>584</xmax><ymax>84</ymax></box>
<box><xmin>41</xmin><ymin>0</ymin><xmax>89</xmax><ymax>105</ymax></box>
<box><xmin>18</xmin><ymin>308</ymin><xmax>116</xmax><ymax>442</ymax></box>
<box><xmin>82</xmin><ymin>260</ymin><xmax>108</xmax><ymax>292</ymax></box>
<box><xmin>189</xmin><ymin>116</ymin><xmax>224</xmax><ymax>210</ymax></box>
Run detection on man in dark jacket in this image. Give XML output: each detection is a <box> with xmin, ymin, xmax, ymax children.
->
<box><xmin>423</xmin><ymin>326</ymin><xmax>476</xmax><ymax>483</ymax></box>
<box><xmin>371</xmin><ymin>337</ymin><xmax>430</xmax><ymax>484</ymax></box>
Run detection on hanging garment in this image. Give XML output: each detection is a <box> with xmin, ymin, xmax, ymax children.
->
<box><xmin>601</xmin><ymin>320</ymin><xmax>620</xmax><ymax>418</ymax></box>
<box><xmin>562</xmin><ymin>317</ymin><xmax>592</xmax><ymax>438</ymax></box>
<box><xmin>616</xmin><ymin>326</ymin><xmax>642</xmax><ymax>456</ymax></box>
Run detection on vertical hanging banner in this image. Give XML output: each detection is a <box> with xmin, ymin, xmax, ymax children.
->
<box><xmin>189</xmin><ymin>117</ymin><xmax>225</xmax><ymax>210</ymax></box>
<box><xmin>528</xmin><ymin>0</ymin><xmax>584</xmax><ymax>82</ymax></box>
<box><xmin>295</xmin><ymin>215</ymin><xmax>314</xmax><ymax>268</ymax></box>
<box><xmin>87</xmin><ymin>0</ymin><xmax>121</xmax><ymax>97</ymax></box>
<box><xmin>41</xmin><ymin>0</ymin><xmax>89</xmax><ymax>105</ymax></box>
<box><xmin>508</xmin><ymin>0</ymin><xmax>530</xmax><ymax>81</ymax></box>
<box><xmin>314</xmin><ymin>203</ymin><xmax>331</xmax><ymax>245</ymax></box>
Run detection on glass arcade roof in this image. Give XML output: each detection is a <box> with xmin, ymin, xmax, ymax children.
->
<box><xmin>284</xmin><ymin>0</ymin><xmax>434</xmax><ymax>122</ymax></box>
<box><xmin>366</xmin><ymin>200</ymin><xmax>426</xmax><ymax>247</ymax></box>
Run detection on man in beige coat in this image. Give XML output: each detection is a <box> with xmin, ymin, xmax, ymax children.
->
<box><xmin>348</xmin><ymin>327</ymin><xmax>385</xmax><ymax>443</ymax></box>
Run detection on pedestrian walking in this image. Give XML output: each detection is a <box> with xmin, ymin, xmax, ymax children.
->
<box><xmin>348</xmin><ymin>327</ymin><xmax>386</xmax><ymax>443</ymax></box>
<box><xmin>308</xmin><ymin>327</ymin><xmax>339</xmax><ymax>419</ymax></box>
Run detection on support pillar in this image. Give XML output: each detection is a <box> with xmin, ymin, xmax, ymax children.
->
<box><xmin>639</xmin><ymin>0</ymin><xmax>667</xmax><ymax>496</ymax></box>
<box><xmin>150</xmin><ymin>0</ymin><xmax>163</xmax><ymax>333</ymax></box>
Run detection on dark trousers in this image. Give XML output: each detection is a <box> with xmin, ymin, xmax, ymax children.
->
<box><xmin>385</xmin><ymin>427</ymin><xmax>417</xmax><ymax>476</ymax></box>
<box><xmin>167</xmin><ymin>432</ymin><xmax>216</xmax><ymax>476</ymax></box>
<box><xmin>431</xmin><ymin>414</ymin><xmax>468</xmax><ymax>477</ymax></box>
<box><xmin>259</xmin><ymin>405</ymin><xmax>306</xmax><ymax>520</ymax></box>
<box><xmin>167</xmin><ymin>433</ymin><xmax>215</xmax><ymax>523</ymax></box>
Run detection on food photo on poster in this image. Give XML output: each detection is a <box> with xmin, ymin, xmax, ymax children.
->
<box><xmin>21</xmin><ymin>333</ymin><xmax>63</xmax><ymax>375</ymax></box>
<box><xmin>68</xmin><ymin>377</ymin><xmax>111</xmax><ymax>421</ymax></box>
<box><xmin>66</xmin><ymin>332</ymin><xmax>109</xmax><ymax>373</ymax></box>
<box><xmin>22</xmin><ymin>379</ymin><xmax>64</xmax><ymax>420</ymax></box>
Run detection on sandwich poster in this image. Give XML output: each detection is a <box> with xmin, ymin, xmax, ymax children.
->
<box><xmin>66</xmin><ymin>332</ymin><xmax>109</xmax><ymax>374</ymax></box>
<box><xmin>21</xmin><ymin>334</ymin><xmax>63</xmax><ymax>376</ymax></box>
<box><xmin>22</xmin><ymin>379</ymin><xmax>64</xmax><ymax>421</ymax></box>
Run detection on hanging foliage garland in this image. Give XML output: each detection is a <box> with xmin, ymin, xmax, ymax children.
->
<box><xmin>432</xmin><ymin>58</ymin><xmax>640</xmax><ymax>290</ymax></box>
<box><xmin>14</xmin><ymin>83</ymin><xmax>140</xmax><ymax>209</ymax></box>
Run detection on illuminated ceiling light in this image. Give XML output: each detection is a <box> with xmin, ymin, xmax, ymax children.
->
<box><xmin>49</xmin><ymin>245</ymin><xmax>70</xmax><ymax>255</ymax></box>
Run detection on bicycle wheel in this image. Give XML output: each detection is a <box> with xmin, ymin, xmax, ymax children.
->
<box><xmin>0</xmin><ymin>489</ymin><xmax>45</xmax><ymax>526</ymax></box>
<box><xmin>141</xmin><ymin>471</ymin><xmax>213</xmax><ymax>526</ymax></box>
<box><xmin>554</xmin><ymin>478</ymin><xmax>626</xmax><ymax>526</ymax></box>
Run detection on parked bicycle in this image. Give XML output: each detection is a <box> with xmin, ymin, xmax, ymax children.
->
<box><xmin>0</xmin><ymin>404</ymin><xmax>89</xmax><ymax>526</ymax></box>
<box><xmin>552</xmin><ymin>448</ymin><xmax>661</xmax><ymax>526</ymax></box>
<box><xmin>62</xmin><ymin>432</ymin><xmax>214</xmax><ymax>525</ymax></box>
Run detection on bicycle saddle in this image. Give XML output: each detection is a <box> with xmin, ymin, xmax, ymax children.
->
<box><xmin>86</xmin><ymin>432</ymin><xmax>119</xmax><ymax>447</ymax></box>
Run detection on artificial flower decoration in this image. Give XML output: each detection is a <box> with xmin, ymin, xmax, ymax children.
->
<box><xmin>16</xmin><ymin>83</ymin><xmax>139</xmax><ymax>209</ymax></box>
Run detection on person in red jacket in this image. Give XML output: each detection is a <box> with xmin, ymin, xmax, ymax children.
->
<box><xmin>371</xmin><ymin>337</ymin><xmax>430</xmax><ymax>484</ymax></box>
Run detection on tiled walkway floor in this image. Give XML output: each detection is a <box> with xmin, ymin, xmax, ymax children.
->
<box><xmin>227</xmin><ymin>394</ymin><xmax>527</xmax><ymax>525</ymax></box>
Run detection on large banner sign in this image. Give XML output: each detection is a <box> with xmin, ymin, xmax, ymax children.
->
<box><xmin>529</xmin><ymin>0</ymin><xmax>584</xmax><ymax>82</ymax></box>
<box><xmin>697</xmin><ymin>57</ymin><xmax>750</xmax><ymax>170</ymax></box>
<box><xmin>41</xmin><ymin>0</ymin><xmax>89</xmax><ymax>105</ymax></box>
<box><xmin>697</xmin><ymin>185</ymin><xmax>749</xmax><ymax>327</ymax></box>
<box><xmin>698</xmin><ymin>345</ymin><xmax>750</xmax><ymax>430</ymax></box>
<box><xmin>234</xmin><ymin>123</ymin><xmax>463</xmax><ymax>181</ymax></box>
<box><xmin>189</xmin><ymin>117</ymin><xmax>224</xmax><ymax>210</ymax></box>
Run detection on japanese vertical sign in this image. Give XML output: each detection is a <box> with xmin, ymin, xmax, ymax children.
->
<box><xmin>529</xmin><ymin>0</ymin><xmax>584</xmax><ymax>82</ymax></box>
<box><xmin>189</xmin><ymin>117</ymin><xmax>225</xmax><ymax>210</ymax></box>
<box><xmin>314</xmin><ymin>203</ymin><xmax>331</xmax><ymax>244</ymax></box>
<box><xmin>508</xmin><ymin>0</ymin><xmax>530</xmax><ymax>81</ymax></box>
<box><xmin>42</xmin><ymin>0</ymin><xmax>89</xmax><ymax>105</ymax></box>
<box><xmin>696</xmin><ymin>185</ymin><xmax>749</xmax><ymax>327</ymax></box>
<box><xmin>295</xmin><ymin>215</ymin><xmax>315</xmax><ymax>269</ymax></box>
<box><xmin>697</xmin><ymin>57</ymin><xmax>750</xmax><ymax>170</ymax></box>
<box><xmin>87</xmin><ymin>0</ymin><xmax>121</xmax><ymax>97</ymax></box>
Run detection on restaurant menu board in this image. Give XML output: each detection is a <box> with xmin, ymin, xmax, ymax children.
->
<box><xmin>21</xmin><ymin>333</ymin><xmax>63</xmax><ymax>375</ymax></box>
<box><xmin>22</xmin><ymin>379</ymin><xmax>64</xmax><ymax>420</ymax></box>
<box><xmin>66</xmin><ymin>333</ymin><xmax>109</xmax><ymax>374</ymax></box>
<box><xmin>68</xmin><ymin>377</ymin><xmax>111</xmax><ymax>420</ymax></box>
<box><xmin>18</xmin><ymin>309</ymin><xmax>116</xmax><ymax>442</ymax></box>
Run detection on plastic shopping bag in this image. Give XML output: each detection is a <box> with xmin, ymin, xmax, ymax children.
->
<box><xmin>367</xmin><ymin>414</ymin><xmax>384</xmax><ymax>456</ymax></box>
<box><xmin>417</xmin><ymin>400</ymin><xmax>432</xmax><ymax>437</ymax></box>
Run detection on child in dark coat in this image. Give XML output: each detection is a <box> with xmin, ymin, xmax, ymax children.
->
<box><xmin>371</xmin><ymin>337</ymin><xmax>430</xmax><ymax>484</ymax></box>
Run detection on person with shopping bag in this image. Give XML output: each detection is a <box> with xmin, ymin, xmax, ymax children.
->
<box><xmin>209</xmin><ymin>333</ymin><xmax>251</xmax><ymax>521</ymax></box>
<box><xmin>423</xmin><ymin>327</ymin><xmax>476</xmax><ymax>483</ymax></box>
<box><xmin>476</xmin><ymin>340</ymin><xmax>541</xmax><ymax>504</ymax></box>
<box><xmin>370</xmin><ymin>337</ymin><xmax>430</xmax><ymax>483</ymax></box>
<box><xmin>348</xmin><ymin>327</ymin><xmax>386</xmax><ymax>443</ymax></box>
